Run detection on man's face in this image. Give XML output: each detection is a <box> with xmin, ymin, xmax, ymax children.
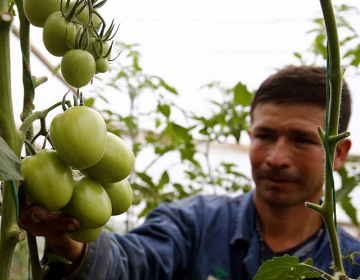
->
<box><xmin>249</xmin><ymin>102</ymin><xmax>326</xmax><ymax>208</ymax></box>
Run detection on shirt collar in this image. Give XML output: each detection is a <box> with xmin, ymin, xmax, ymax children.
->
<box><xmin>229</xmin><ymin>190</ymin><xmax>256</xmax><ymax>245</ymax></box>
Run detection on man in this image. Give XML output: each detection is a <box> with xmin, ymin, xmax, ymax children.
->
<box><xmin>19</xmin><ymin>66</ymin><xmax>360</xmax><ymax>280</ymax></box>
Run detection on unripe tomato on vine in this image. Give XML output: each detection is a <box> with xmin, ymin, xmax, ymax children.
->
<box><xmin>50</xmin><ymin>105</ymin><xmax>107</xmax><ymax>169</ymax></box>
<box><xmin>61</xmin><ymin>176</ymin><xmax>112</xmax><ymax>229</ymax></box>
<box><xmin>61</xmin><ymin>49</ymin><xmax>96</xmax><ymax>88</ymax></box>
<box><xmin>83</xmin><ymin>132</ymin><xmax>135</xmax><ymax>183</ymax></box>
<box><xmin>24</xmin><ymin>0</ymin><xmax>61</xmax><ymax>27</ymax></box>
<box><xmin>43</xmin><ymin>11</ymin><xmax>81</xmax><ymax>57</ymax></box>
<box><xmin>21</xmin><ymin>149</ymin><xmax>74</xmax><ymax>211</ymax></box>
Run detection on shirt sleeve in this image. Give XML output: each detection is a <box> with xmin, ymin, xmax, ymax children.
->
<box><xmin>62</xmin><ymin>196</ymin><xmax>204</xmax><ymax>280</ymax></box>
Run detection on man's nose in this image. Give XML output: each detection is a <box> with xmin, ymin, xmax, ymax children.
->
<box><xmin>266</xmin><ymin>138</ymin><xmax>291</xmax><ymax>168</ymax></box>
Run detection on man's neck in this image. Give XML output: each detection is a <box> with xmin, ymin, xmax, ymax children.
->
<box><xmin>253</xmin><ymin>193</ymin><xmax>323</xmax><ymax>253</ymax></box>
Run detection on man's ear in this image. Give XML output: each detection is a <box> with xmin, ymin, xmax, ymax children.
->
<box><xmin>333</xmin><ymin>138</ymin><xmax>352</xmax><ymax>171</ymax></box>
<box><xmin>248</xmin><ymin>130</ymin><xmax>252</xmax><ymax>139</ymax></box>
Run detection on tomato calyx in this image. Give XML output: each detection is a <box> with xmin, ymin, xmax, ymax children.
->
<box><xmin>61</xmin><ymin>90</ymin><xmax>79</xmax><ymax>111</ymax></box>
<box><xmin>88</xmin><ymin>20</ymin><xmax>120</xmax><ymax>61</ymax></box>
<box><xmin>60</xmin><ymin>0</ymin><xmax>86</xmax><ymax>25</ymax></box>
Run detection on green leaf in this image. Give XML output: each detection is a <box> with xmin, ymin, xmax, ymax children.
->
<box><xmin>185</xmin><ymin>171</ymin><xmax>196</xmax><ymax>180</ymax></box>
<box><xmin>173</xmin><ymin>183</ymin><xmax>186</xmax><ymax>195</ymax></box>
<box><xmin>152</xmin><ymin>76</ymin><xmax>178</xmax><ymax>94</ymax></box>
<box><xmin>138</xmin><ymin>206</ymin><xmax>151</xmax><ymax>218</ymax></box>
<box><xmin>335</xmin><ymin>165</ymin><xmax>359</xmax><ymax>202</ymax></box>
<box><xmin>341</xmin><ymin>196</ymin><xmax>359</xmax><ymax>227</ymax></box>
<box><xmin>254</xmin><ymin>255</ymin><xmax>323</xmax><ymax>280</ymax></box>
<box><xmin>233</xmin><ymin>82</ymin><xmax>253</xmax><ymax>107</ymax></box>
<box><xmin>84</xmin><ymin>97</ymin><xmax>95</xmax><ymax>107</ymax></box>
<box><xmin>343</xmin><ymin>44</ymin><xmax>360</xmax><ymax>67</ymax></box>
<box><xmin>0</xmin><ymin>137</ymin><xmax>23</xmax><ymax>180</ymax></box>
<box><xmin>136</xmin><ymin>172</ymin><xmax>155</xmax><ymax>188</ymax></box>
<box><xmin>294</xmin><ymin>52</ymin><xmax>302</xmax><ymax>59</ymax></box>
<box><xmin>8</xmin><ymin>0</ymin><xmax>16</xmax><ymax>16</ymax></box>
<box><xmin>173</xmin><ymin>124</ymin><xmax>192</xmax><ymax>142</ymax></box>
<box><xmin>158</xmin><ymin>171</ymin><xmax>170</xmax><ymax>189</ymax></box>
<box><xmin>158</xmin><ymin>104</ymin><xmax>171</xmax><ymax>118</ymax></box>
<box><xmin>213</xmin><ymin>268</ymin><xmax>228</xmax><ymax>278</ymax></box>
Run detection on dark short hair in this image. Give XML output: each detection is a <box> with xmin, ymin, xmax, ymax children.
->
<box><xmin>250</xmin><ymin>66</ymin><xmax>352</xmax><ymax>133</ymax></box>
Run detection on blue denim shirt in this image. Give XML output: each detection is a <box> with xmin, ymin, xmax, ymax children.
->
<box><xmin>58</xmin><ymin>191</ymin><xmax>360</xmax><ymax>280</ymax></box>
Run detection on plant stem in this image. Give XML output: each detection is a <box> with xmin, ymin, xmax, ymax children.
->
<box><xmin>19</xmin><ymin>101</ymin><xmax>67</xmax><ymax>139</ymax></box>
<box><xmin>321</xmin><ymin>0</ymin><xmax>344</xmax><ymax>274</ymax></box>
<box><xmin>306</xmin><ymin>0</ymin><xmax>346</xmax><ymax>275</ymax></box>
<box><xmin>15</xmin><ymin>0</ymin><xmax>34</xmax><ymax>117</ymax></box>
<box><xmin>0</xmin><ymin>7</ymin><xmax>26</xmax><ymax>280</ymax></box>
<box><xmin>14</xmin><ymin>0</ymin><xmax>35</xmax><ymax>157</ymax></box>
<box><xmin>27</xmin><ymin>232</ymin><xmax>48</xmax><ymax>279</ymax></box>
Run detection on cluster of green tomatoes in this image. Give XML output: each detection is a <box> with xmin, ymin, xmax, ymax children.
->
<box><xmin>21</xmin><ymin>101</ymin><xmax>135</xmax><ymax>243</ymax></box>
<box><xmin>24</xmin><ymin>0</ymin><xmax>115</xmax><ymax>88</ymax></box>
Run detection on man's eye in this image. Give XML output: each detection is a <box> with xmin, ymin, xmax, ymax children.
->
<box><xmin>296</xmin><ymin>138</ymin><xmax>314</xmax><ymax>144</ymax></box>
<box><xmin>256</xmin><ymin>134</ymin><xmax>269</xmax><ymax>140</ymax></box>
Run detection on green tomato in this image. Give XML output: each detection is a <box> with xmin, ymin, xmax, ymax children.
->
<box><xmin>145</xmin><ymin>197</ymin><xmax>158</xmax><ymax>208</ymax></box>
<box><xmin>83</xmin><ymin>132</ymin><xmax>135</xmax><ymax>183</ymax></box>
<box><xmin>101</xmin><ymin>179</ymin><xmax>133</xmax><ymax>216</ymax></box>
<box><xmin>95</xmin><ymin>58</ymin><xmax>109</xmax><ymax>73</ymax></box>
<box><xmin>68</xmin><ymin>226</ymin><xmax>102</xmax><ymax>243</ymax></box>
<box><xmin>21</xmin><ymin>149</ymin><xmax>73</xmax><ymax>211</ymax></box>
<box><xmin>88</xmin><ymin>40</ymin><xmax>111</xmax><ymax>60</ymax></box>
<box><xmin>132</xmin><ymin>193</ymin><xmax>143</xmax><ymax>205</ymax></box>
<box><xmin>43</xmin><ymin>11</ymin><xmax>80</xmax><ymax>57</ymax></box>
<box><xmin>75</xmin><ymin>5</ymin><xmax>102</xmax><ymax>28</ymax></box>
<box><xmin>61</xmin><ymin>50</ymin><xmax>96</xmax><ymax>88</ymax></box>
<box><xmin>50</xmin><ymin>106</ymin><xmax>107</xmax><ymax>169</ymax></box>
<box><xmin>62</xmin><ymin>176</ymin><xmax>112</xmax><ymax>229</ymax></box>
<box><xmin>24</xmin><ymin>0</ymin><xmax>61</xmax><ymax>27</ymax></box>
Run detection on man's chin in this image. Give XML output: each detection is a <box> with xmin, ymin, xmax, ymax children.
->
<box><xmin>256</xmin><ymin>189</ymin><xmax>297</xmax><ymax>208</ymax></box>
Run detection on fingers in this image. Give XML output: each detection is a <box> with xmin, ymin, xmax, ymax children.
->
<box><xmin>47</xmin><ymin>215</ymin><xmax>81</xmax><ymax>233</ymax></box>
<box><xmin>18</xmin><ymin>204</ymin><xmax>81</xmax><ymax>238</ymax></box>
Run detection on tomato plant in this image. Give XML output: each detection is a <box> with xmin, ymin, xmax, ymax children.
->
<box><xmin>83</xmin><ymin>132</ymin><xmax>134</xmax><ymax>183</ymax></box>
<box><xmin>0</xmin><ymin>0</ymin><xmax>125</xmax><ymax>278</ymax></box>
<box><xmin>61</xmin><ymin>176</ymin><xmax>112</xmax><ymax>229</ymax></box>
<box><xmin>101</xmin><ymin>179</ymin><xmax>133</xmax><ymax>216</ymax></box>
<box><xmin>23</xmin><ymin>0</ymin><xmax>61</xmax><ymax>27</ymax></box>
<box><xmin>21</xmin><ymin>149</ymin><xmax>73</xmax><ymax>211</ymax></box>
<box><xmin>61</xmin><ymin>49</ymin><xmax>96</xmax><ymax>88</ymax></box>
<box><xmin>50</xmin><ymin>105</ymin><xmax>107</xmax><ymax>169</ymax></box>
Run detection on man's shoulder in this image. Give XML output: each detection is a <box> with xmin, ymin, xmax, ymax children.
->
<box><xmin>151</xmin><ymin>191</ymin><xmax>252</xmax><ymax>220</ymax></box>
<box><xmin>167</xmin><ymin>191</ymin><xmax>250</xmax><ymax>211</ymax></box>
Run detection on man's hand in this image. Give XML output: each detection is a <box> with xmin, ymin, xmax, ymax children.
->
<box><xmin>18</xmin><ymin>182</ymin><xmax>85</xmax><ymax>272</ymax></box>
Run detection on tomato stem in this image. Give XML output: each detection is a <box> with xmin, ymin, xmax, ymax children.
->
<box><xmin>24</xmin><ymin>140</ymin><xmax>37</xmax><ymax>155</ymax></box>
<box><xmin>27</xmin><ymin>232</ymin><xmax>49</xmax><ymax>279</ymax></box>
<box><xmin>19</xmin><ymin>101</ymin><xmax>72</xmax><ymax>139</ymax></box>
<box><xmin>305</xmin><ymin>0</ymin><xmax>348</xmax><ymax>276</ymax></box>
<box><xmin>0</xmin><ymin>6</ymin><xmax>26</xmax><ymax>280</ymax></box>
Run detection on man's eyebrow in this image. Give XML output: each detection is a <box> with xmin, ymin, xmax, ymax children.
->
<box><xmin>289</xmin><ymin>128</ymin><xmax>319</xmax><ymax>138</ymax></box>
<box><xmin>252</xmin><ymin>126</ymin><xmax>275</xmax><ymax>132</ymax></box>
<box><xmin>252</xmin><ymin>127</ymin><xmax>320</xmax><ymax>138</ymax></box>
